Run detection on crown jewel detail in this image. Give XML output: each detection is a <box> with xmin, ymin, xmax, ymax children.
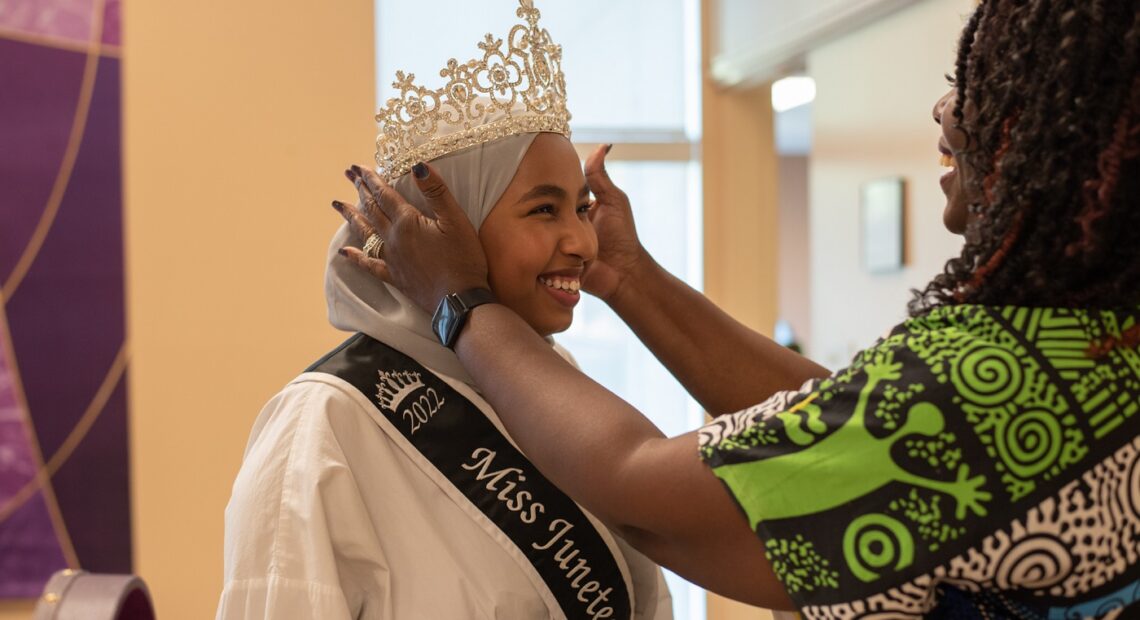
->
<box><xmin>376</xmin><ymin>370</ymin><xmax>426</xmax><ymax>412</ymax></box>
<box><xmin>374</xmin><ymin>0</ymin><xmax>570</xmax><ymax>180</ymax></box>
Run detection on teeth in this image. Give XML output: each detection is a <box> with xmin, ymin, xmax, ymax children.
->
<box><xmin>940</xmin><ymin>154</ymin><xmax>956</xmax><ymax>168</ymax></box>
<box><xmin>540</xmin><ymin>277</ymin><xmax>580</xmax><ymax>293</ymax></box>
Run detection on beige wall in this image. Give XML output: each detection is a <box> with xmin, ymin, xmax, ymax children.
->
<box><xmin>118</xmin><ymin>1</ymin><xmax>374</xmax><ymax>618</ymax></box>
<box><xmin>702</xmin><ymin>3</ymin><xmax>780</xmax><ymax>619</ymax></box>
<box><xmin>702</xmin><ymin>81</ymin><xmax>781</xmax><ymax>620</ymax></box>
<box><xmin>778</xmin><ymin>156</ymin><xmax>811</xmax><ymax>350</ymax></box>
<box><xmin>806</xmin><ymin>0</ymin><xmax>973</xmax><ymax>368</ymax></box>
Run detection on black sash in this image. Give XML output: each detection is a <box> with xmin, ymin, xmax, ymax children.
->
<box><xmin>307</xmin><ymin>334</ymin><xmax>633</xmax><ymax>620</ymax></box>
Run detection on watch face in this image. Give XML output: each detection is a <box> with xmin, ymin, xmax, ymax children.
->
<box><xmin>432</xmin><ymin>295</ymin><xmax>463</xmax><ymax>347</ymax></box>
<box><xmin>432</xmin><ymin>289</ymin><xmax>494</xmax><ymax>349</ymax></box>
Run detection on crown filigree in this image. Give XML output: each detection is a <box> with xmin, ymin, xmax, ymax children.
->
<box><xmin>376</xmin><ymin>370</ymin><xmax>426</xmax><ymax>412</ymax></box>
<box><xmin>374</xmin><ymin>0</ymin><xmax>571</xmax><ymax>180</ymax></box>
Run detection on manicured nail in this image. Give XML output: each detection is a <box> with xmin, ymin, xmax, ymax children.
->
<box><xmin>331</xmin><ymin>200</ymin><xmax>345</xmax><ymax>213</ymax></box>
<box><xmin>412</xmin><ymin>162</ymin><xmax>429</xmax><ymax>179</ymax></box>
<box><xmin>604</xmin><ymin>143</ymin><xmax>613</xmax><ymax>154</ymax></box>
<box><xmin>338</xmin><ymin>248</ymin><xmax>348</xmax><ymax>257</ymax></box>
<box><xmin>344</xmin><ymin>169</ymin><xmax>356</xmax><ymax>182</ymax></box>
<box><xmin>351</xmin><ymin>165</ymin><xmax>363</xmax><ymax>177</ymax></box>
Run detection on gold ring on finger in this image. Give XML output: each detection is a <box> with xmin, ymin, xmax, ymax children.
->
<box><xmin>362</xmin><ymin>233</ymin><xmax>385</xmax><ymax>259</ymax></box>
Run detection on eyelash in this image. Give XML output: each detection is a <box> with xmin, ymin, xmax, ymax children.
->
<box><xmin>945</xmin><ymin>72</ymin><xmax>957</xmax><ymax>87</ymax></box>
<box><xmin>530</xmin><ymin>204</ymin><xmax>592</xmax><ymax>216</ymax></box>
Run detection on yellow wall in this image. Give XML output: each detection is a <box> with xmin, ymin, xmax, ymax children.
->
<box><xmin>700</xmin><ymin>2</ymin><xmax>780</xmax><ymax>618</ymax></box>
<box><xmin>119</xmin><ymin>1</ymin><xmax>374</xmax><ymax>618</ymax></box>
<box><xmin>702</xmin><ymin>81</ymin><xmax>783</xmax><ymax>620</ymax></box>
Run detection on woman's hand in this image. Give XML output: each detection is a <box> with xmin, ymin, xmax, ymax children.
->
<box><xmin>581</xmin><ymin>145</ymin><xmax>653</xmax><ymax>303</ymax></box>
<box><xmin>334</xmin><ymin>163</ymin><xmax>489</xmax><ymax>313</ymax></box>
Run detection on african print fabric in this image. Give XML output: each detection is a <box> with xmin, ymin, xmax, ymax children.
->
<box><xmin>700</xmin><ymin>304</ymin><xmax>1140</xmax><ymax>619</ymax></box>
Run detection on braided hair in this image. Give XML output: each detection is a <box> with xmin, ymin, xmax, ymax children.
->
<box><xmin>909</xmin><ymin>0</ymin><xmax>1140</xmax><ymax>314</ymax></box>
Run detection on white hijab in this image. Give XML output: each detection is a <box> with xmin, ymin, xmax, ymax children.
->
<box><xmin>324</xmin><ymin>125</ymin><xmax>540</xmax><ymax>385</ymax></box>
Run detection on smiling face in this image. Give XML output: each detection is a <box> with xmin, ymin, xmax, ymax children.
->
<box><xmin>478</xmin><ymin>132</ymin><xmax>597</xmax><ymax>337</ymax></box>
<box><xmin>934</xmin><ymin>88</ymin><xmax>982</xmax><ymax>234</ymax></box>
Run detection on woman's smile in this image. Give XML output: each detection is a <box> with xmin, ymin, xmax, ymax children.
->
<box><xmin>539</xmin><ymin>271</ymin><xmax>583</xmax><ymax>308</ymax></box>
<box><xmin>939</xmin><ymin>143</ymin><xmax>958</xmax><ymax>195</ymax></box>
<box><xmin>933</xmin><ymin>89</ymin><xmax>976</xmax><ymax>234</ymax></box>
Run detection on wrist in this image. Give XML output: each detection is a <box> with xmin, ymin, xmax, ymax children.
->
<box><xmin>605</xmin><ymin>250</ymin><xmax>659</xmax><ymax>313</ymax></box>
<box><xmin>431</xmin><ymin>277</ymin><xmax>490</xmax><ymax>311</ymax></box>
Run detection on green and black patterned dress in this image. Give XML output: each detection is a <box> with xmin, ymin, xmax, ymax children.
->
<box><xmin>700</xmin><ymin>304</ymin><xmax>1140</xmax><ymax>619</ymax></box>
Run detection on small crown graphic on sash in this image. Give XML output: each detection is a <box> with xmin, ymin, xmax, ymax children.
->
<box><xmin>376</xmin><ymin>370</ymin><xmax>425</xmax><ymax>411</ymax></box>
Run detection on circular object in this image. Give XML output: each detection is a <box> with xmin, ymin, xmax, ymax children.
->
<box><xmin>34</xmin><ymin>570</ymin><xmax>155</xmax><ymax>620</ymax></box>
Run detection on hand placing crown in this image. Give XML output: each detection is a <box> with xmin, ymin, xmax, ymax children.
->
<box><xmin>374</xmin><ymin>0</ymin><xmax>571</xmax><ymax>181</ymax></box>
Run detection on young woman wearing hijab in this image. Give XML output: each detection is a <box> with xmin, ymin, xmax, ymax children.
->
<box><xmin>340</xmin><ymin>0</ymin><xmax>1140</xmax><ymax>617</ymax></box>
<box><xmin>217</xmin><ymin>4</ymin><xmax>672</xmax><ymax>618</ymax></box>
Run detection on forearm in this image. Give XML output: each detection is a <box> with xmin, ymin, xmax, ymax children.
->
<box><xmin>457</xmin><ymin>304</ymin><xmax>665</xmax><ymax>519</ymax></box>
<box><xmin>454</xmin><ymin>304</ymin><xmax>793</xmax><ymax>609</ymax></box>
<box><xmin>607</xmin><ymin>256</ymin><xmax>830</xmax><ymax>414</ymax></box>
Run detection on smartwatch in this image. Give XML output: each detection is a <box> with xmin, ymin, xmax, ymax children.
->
<box><xmin>431</xmin><ymin>287</ymin><xmax>497</xmax><ymax>349</ymax></box>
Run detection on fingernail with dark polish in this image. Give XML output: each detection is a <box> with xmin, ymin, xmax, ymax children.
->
<box><xmin>351</xmin><ymin>164</ymin><xmax>363</xmax><ymax>177</ymax></box>
<box><xmin>344</xmin><ymin>169</ymin><xmax>356</xmax><ymax>181</ymax></box>
<box><xmin>604</xmin><ymin>143</ymin><xmax>613</xmax><ymax>154</ymax></box>
<box><xmin>331</xmin><ymin>200</ymin><xmax>345</xmax><ymax>213</ymax></box>
<box><xmin>412</xmin><ymin>162</ymin><xmax>429</xmax><ymax>179</ymax></box>
<box><xmin>338</xmin><ymin>248</ymin><xmax>348</xmax><ymax>257</ymax></box>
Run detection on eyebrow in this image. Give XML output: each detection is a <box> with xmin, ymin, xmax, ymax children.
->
<box><xmin>517</xmin><ymin>184</ymin><xmax>591</xmax><ymax>204</ymax></box>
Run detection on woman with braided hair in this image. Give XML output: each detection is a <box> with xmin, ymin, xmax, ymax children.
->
<box><xmin>337</xmin><ymin>0</ymin><xmax>1140</xmax><ymax>617</ymax></box>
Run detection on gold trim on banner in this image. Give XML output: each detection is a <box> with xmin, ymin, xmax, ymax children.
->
<box><xmin>0</xmin><ymin>341</ymin><xmax>129</xmax><ymax>530</ymax></box>
<box><xmin>2</xmin><ymin>0</ymin><xmax>108</xmax><ymax>301</ymax></box>
<box><xmin>0</xmin><ymin>26</ymin><xmax>121</xmax><ymax>57</ymax></box>
<box><xmin>0</xmin><ymin>298</ymin><xmax>79</xmax><ymax>567</ymax></box>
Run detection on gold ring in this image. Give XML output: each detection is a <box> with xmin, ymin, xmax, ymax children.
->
<box><xmin>362</xmin><ymin>233</ymin><xmax>385</xmax><ymax>259</ymax></box>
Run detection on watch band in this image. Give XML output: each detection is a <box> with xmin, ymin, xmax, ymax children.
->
<box><xmin>453</xmin><ymin>287</ymin><xmax>497</xmax><ymax>311</ymax></box>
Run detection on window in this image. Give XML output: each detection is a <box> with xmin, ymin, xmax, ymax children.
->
<box><xmin>376</xmin><ymin>3</ymin><xmax>703</xmax><ymax>617</ymax></box>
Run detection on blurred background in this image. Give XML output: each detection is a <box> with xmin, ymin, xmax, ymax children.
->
<box><xmin>0</xmin><ymin>0</ymin><xmax>973</xmax><ymax>617</ymax></box>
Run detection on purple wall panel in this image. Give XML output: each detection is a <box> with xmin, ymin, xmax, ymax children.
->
<box><xmin>7</xmin><ymin>55</ymin><xmax>125</xmax><ymax>458</ymax></box>
<box><xmin>0</xmin><ymin>0</ymin><xmax>130</xmax><ymax>598</ymax></box>
<box><xmin>0</xmin><ymin>39</ymin><xmax>84</xmax><ymax>282</ymax></box>
<box><xmin>51</xmin><ymin>378</ymin><xmax>130</xmax><ymax>574</ymax></box>
<box><xmin>0</xmin><ymin>492</ymin><xmax>68</xmax><ymax>598</ymax></box>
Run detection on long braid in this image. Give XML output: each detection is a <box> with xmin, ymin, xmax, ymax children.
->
<box><xmin>1069</xmin><ymin>74</ymin><xmax>1140</xmax><ymax>259</ymax></box>
<box><xmin>910</xmin><ymin>0</ymin><xmax>1140</xmax><ymax>315</ymax></box>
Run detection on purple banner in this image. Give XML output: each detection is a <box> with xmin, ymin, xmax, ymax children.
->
<box><xmin>0</xmin><ymin>0</ymin><xmax>130</xmax><ymax>598</ymax></box>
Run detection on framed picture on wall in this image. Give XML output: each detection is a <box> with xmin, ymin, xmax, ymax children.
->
<box><xmin>861</xmin><ymin>177</ymin><xmax>906</xmax><ymax>273</ymax></box>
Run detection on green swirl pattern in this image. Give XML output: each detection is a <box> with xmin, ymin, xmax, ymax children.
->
<box><xmin>996</xmin><ymin>409</ymin><xmax>1063</xmax><ymax>479</ymax></box>
<box><xmin>951</xmin><ymin>343</ymin><xmax>1023</xmax><ymax>406</ymax></box>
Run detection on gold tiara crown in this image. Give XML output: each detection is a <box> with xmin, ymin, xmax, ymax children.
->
<box><xmin>374</xmin><ymin>0</ymin><xmax>571</xmax><ymax>180</ymax></box>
